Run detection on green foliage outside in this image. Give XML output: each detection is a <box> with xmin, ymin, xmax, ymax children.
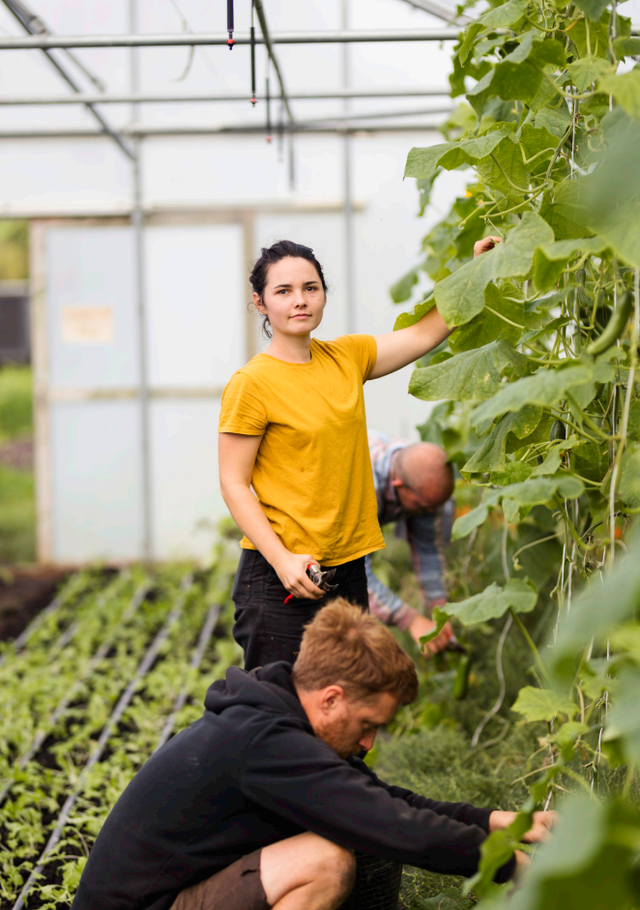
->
<box><xmin>0</xmin><ymin>367</ymin><xmax>33</xmax><ymax>444</ymax></box>
<box><xmin>0</xmin><ymin>366</ymin><xmax>35</xmax><ymax>564</ymax></box>
<box><xmin>0</xmin><ymin>222</ymin><xmax>28</xmax><ymax>281</ymax></box>
<box><xmin>384</xmin><ymin>0</ymin><xmax>640</xmax><ymax>904</ymax></box>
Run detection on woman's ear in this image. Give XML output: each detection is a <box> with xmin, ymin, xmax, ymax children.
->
<box><xmin>253</xmin><ymin>291</ymin><xmax>266</xmax><ymax>314</ymax></box>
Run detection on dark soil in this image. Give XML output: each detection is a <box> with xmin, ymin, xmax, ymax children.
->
<box><xmin>0</xmin><ymin>435</ymin><xmax>33</xmax><ymax>472</ymax></box>
<box><xmin>0</xmin><ymin>567</ymin><xmax>68</xmax><ymax>641</ymax></box>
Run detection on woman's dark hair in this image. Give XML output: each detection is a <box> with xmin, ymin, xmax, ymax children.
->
<box><xmin>250</xmin><ymin>240</ymin><xmax>328</xmax><ymax>339</ymax></box>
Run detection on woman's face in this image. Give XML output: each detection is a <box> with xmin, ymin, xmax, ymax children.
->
<box><xmin>254</xmin><ymin>256</ymin><xmax>326</xmax><ymax>339</ymax></box>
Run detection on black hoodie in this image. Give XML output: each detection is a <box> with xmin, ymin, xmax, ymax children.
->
<box><xmin>72</xmin><ymin>663</ymin><xmax>515</xmax><ymax>910</ymax></box>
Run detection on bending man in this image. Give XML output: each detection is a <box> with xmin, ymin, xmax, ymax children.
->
<box><xmin>367</xmin><ymin>429</ymin><xmax>457</xmax><ymax>653</ymax></box>
<box><xmin>72</xmin><ymin>601</ymin><xmax>552</xmax><ymax>910</ymax></box>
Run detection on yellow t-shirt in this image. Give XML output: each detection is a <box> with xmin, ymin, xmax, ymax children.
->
<box><xmin>218</xmin><ymin>334</ymin><xmax>385</xmax><ymax>566</ymax></box>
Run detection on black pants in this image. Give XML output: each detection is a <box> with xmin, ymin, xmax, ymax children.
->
<box><xmin>232</xmin><ymin>550</ymin><xmax>368</xmax><ymax>671</ymax></box>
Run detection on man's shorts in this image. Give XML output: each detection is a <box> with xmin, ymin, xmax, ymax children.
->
<box><xmin>169</xmin><ymin>850</ymin><xmax>269</xmax><ymax>910</ymax></box>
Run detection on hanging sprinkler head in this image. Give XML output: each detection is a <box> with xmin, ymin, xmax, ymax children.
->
<box><xmin>227</xmin><ymin>0</ymin><xmax>235</xmax><ymax>49</ymax></box>
<box><xmin>265</xmin><ymin>73</ymin><xmax>272</xmax><ymax>142</ymax></box>
<box><xmin>250</xmin><ymin>2</ymin><xmax>257</xmax><ymax>106</ymax></box>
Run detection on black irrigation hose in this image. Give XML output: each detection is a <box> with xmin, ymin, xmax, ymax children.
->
<box><xmin>154</xmin><ymin>602</ymin><xmax>221</xmax><ymax>752</ymax></box>
<box><xmin>12</xmin><ymin>574</ymin><xmax>194</xmax><ymax>910</ymax></box>
<box><xmin>0</xmin><ymin>580</ymin><xmax>151</xmax><ymax>808</ymax></box>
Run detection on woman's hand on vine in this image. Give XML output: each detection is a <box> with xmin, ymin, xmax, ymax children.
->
<box><xmin>273</xmin><ymin>552</ymin><xmax>325</xmax><ymax>601</ymax></box>
<box><xmin>474</xmin><ymin>236</ymin><xmax>502</xmax><ymax>258</ymax></box>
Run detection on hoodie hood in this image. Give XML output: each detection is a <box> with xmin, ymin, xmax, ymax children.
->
<box><xmin>204</xmin><ymin>661</ymin><xmax>311</xmax><ymax>728</ymax></box>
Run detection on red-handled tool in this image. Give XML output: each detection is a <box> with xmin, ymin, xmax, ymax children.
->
<box><xmin>284</xmin><ymin>564</ymin><xmax>338</xmax><ymax>604</ymax></box>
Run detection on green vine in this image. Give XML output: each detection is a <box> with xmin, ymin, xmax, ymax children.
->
<box><xmin>396</xmin><ymin>0</ymin><xmax>640</xmax><ymax>902</ymax></box>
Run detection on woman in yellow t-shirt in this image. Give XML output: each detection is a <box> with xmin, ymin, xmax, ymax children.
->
<box><xmin>219</xmin><ymin>238</ymin><xmax>497</xmax><ymax>670</ymax></box>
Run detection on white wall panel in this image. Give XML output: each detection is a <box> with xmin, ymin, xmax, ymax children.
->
<box><xmin>144</xmin><ymin>224</ymin><xmax>245</xmax><ymax>387</ymax></box>
<box><xmin>150</xmin><ymin>399</ymin><xmax>223</xmax><ymax>562</ymax></box>
<box><xmin>47</xmin><ymin>226</ymin><xmax>139</xmax><ymax>389</ymax></box>
<box><xmin>51</xmin><ymin>401</ymin><xmax>143</xmax><ymax>562</ymax></box>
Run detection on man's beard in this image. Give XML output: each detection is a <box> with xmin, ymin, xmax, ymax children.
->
<box><xmin>314</xmin><ymin>717</ymin><xmax>355</xmax><ymax>759</ymax></box>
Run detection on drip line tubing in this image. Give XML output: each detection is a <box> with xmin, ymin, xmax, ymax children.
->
<box><xmin>11</xmin><ymin>574</ymin><xmax>194</xmax><ymax>910</ymax></box>
<box><xmin>154</xmin><ymin>602</ymin><xmax>221</xmax><ymax>752</ymax></box>
<box><xmin>0</xmin><ymin>580</ymin><xmax>152</xmax><ymax>808</ymax></box>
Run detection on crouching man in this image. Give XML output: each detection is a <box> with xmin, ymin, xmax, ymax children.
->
<box><xmin>72</xmin><ymin>600</ymin><xmax>553</xmax><ymax>910</ymax></box>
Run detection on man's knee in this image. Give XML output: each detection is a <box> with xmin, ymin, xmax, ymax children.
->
<box><xmin>310</xmin><ymin>838</ymin><xmax>356</xmax><ymax>901</ymax></box>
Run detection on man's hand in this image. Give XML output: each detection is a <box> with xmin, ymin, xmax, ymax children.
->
<box><xmin>409</xmin><ymin>614</ymin><xmax>454</xmax><ymax>656</ymax></box>
<box><xmin>489</xmin><ymin>809</ymin><xmax>557</xmax><ymax>843</ymax></box>
<box><xmin>474</xmin><ymin>236</ymin><xmax>502</xmax><ymax>258</ymax></box>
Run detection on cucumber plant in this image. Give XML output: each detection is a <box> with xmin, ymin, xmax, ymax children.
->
<box><xmin>395</xmin><ymin>0</ymin><xmax>640</xmax><ymax>902</ymax></box>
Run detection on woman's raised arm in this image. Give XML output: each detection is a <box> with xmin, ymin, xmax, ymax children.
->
<box><xmin>369</xmin><ymin>236</ymin><xmax>501</xmax><ymax>381</ymax></box>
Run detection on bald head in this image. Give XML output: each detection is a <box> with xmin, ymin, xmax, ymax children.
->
<box><xmin>392</xmin><ymin>443</ymin><xmax>454</xmax><ymax>515</ymax></box>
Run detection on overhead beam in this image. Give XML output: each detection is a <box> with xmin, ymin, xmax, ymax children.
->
<box><xmin>0</xmin><ymin>87</ymin><xmax>451</xmax><ymax>105</ymax></box>
<box><xmin>0</xmin><ymin>122</ymin><xmax>445</xmax><ymax>138</ymax></box>
<box><xmin>0</xmin><ymin>29</ymin><xmax>460</xmax><ymax>50</ymax></box>
<box><xmin>0</xmin><ymin>0</ymin><xmax>134</xmax><ymax>159</ymax></box>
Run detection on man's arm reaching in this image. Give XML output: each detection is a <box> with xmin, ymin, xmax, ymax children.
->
<box><xmin>365</xmin><ymin>556</ymin><xmax>453</xmax><ymax>654</ymax></box>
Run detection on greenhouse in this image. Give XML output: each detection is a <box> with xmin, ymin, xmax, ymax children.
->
<box><xmin>1</xmin><ymin>0</ymin><xmax>640</xmax><ymax>907</ymax></box>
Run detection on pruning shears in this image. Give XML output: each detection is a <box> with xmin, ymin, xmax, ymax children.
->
<box><xmin>284</xmin><ymin>564</ymin><xmax>338</xmax><ymax>605</ymax></box>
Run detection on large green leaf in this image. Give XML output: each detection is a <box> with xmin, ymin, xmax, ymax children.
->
<box><xmin>393</xmin><ymin>296</ymin><xmax>436</xmax><ymax>330</ymax></box>
<box><xmin>567</xmin><ymin>56</ymin><xmax>611</xmax><ymax>92</ymax></box>
<box><xmin>549</xmin><ymin>534</ymin><xmax>640</xmax><ymax>681</ymax></box>
<box><xmin>579</xmin><ymin>111</ymin><xmax>640</xmax><ymax>267</ymax></box>
<box><xmin>617</xmin><ymin>443</ymin><xmax>640</xmax><ymax>508</ymax></box>
<box><xmin>501</xmin><ymin>473</ymin><xmax>584</xmax><ymax>522</ymax></box>
<box><xmin>604</xmin><ymin>668</ymin><xmax>640</xmax><ymax>767</ymax></box>
<box><xmin>451</xmin><ymin>473</ymin><xmax>583</xmax><ymax>538</ymax></box>
<box><xmin>533</xmin><ymin>237</ymin><xmax>609</xmax><ymax>291</ymax></box>
<box><xmin>439</xmin><ymin>578</ymin><xmax>537</xmax><ymax>625</ymax></box>
<box><xmin>409</xmin><ymin>340</ymin><xmax>530</xmax><ymax>402</ymax></box>
<box><xmin>463</xmin><ymin>406</ymin><xmax>543</xmax><ymax>474</ymax></box>
<box><xmin>404</xmin><ymin>127</ymin><xmax>513</xmax><ymax>181</ymax></box>
<box><xmin>478</xmin><ymin>0</ymin><xmax>529</xmax><ymax>29</ymax></box>
<box><xmin>471</xmin><ymin>365</ymin><xmax>593</xmax><ymax>429</ymax></box>
<box><xmin>511</xmin><ymin>686</ymin><xmax>576</xmax><ymax>721</ymax></box>
<box><xmin>574</xmin><ymin>0</ymin><xmax>612</xmax><ymax>20</ymax></box>
<box><xmin>449</xmin><ymin>283</ymin><xmax>525</xmax><ymax>352</ymax></box>
<box><xmin>598</xmin><ymin>68</ymin><xmax>640</xmax><ymax>120</ymax></box>
<box><xmin>389</xmin><ymin>268</ymin><xmax>419</xmax><ymax>304</ymax></box>
<box><xmin>501</xmin><ymin>797</ymin><xmax>640</xmax><ymax>910</ymax></box>
<box><xmin>434</xmin><ymin>212</ymin><xmax>554</xmax><ymax>327</ymax></box>
<box><xmin>475</xmin><ymin>137</ymin><xmax>531</xmax><ymax>205</ymax></box>
<box><xmin>468</xmin><ymin>33</ymin><xmax>566</xmax><ymax>115</ymax></box>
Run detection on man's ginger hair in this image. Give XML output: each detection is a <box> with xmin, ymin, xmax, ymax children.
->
<box><xmin>292</xmin><ymin>598</ymin><xmax>418</xmax><ymax>705</ymax></box>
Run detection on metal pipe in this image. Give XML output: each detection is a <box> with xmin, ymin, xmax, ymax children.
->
<box><xmin>0</xmin><ymin>0</ymin><xmax>134</xmax><ymax>158</ymax></box>
<box><xmin>0</xmin><ymin>28</ymin><xmax>461</xmax><ymax>50</ymax></box>
<box><xmin>0</xmin><ymin>122</ymin><xmax>445</xmax><ymax>138</ymax></box>
<box><xmin>342</xmin><ymin>0</ymin><xmax>354</xmax><ymax>335</ymax></box>
<box><xmin>252</xmin><ymin>0</ymin><xmax>295</xmax><ymax>126</ymax></box>
<box><xmin>396</xmin><ymin>0</ymin><xmax>471</xmax><ymax>25</ymax></box>
<box><xmin>129</xmin><ymin>0</ymin><xmax>153</xmax><ymax>563</ymax></box>
<box><xmin>0</xmin><ymin>87</ymin><xmax>450</xmax><ymax>105</ymax></box>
